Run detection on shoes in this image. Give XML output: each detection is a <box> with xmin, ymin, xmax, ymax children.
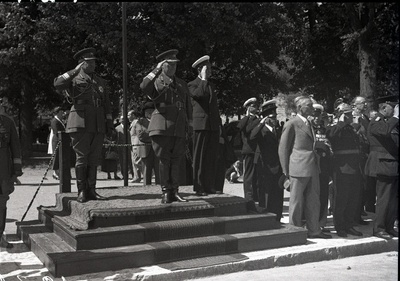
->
<box><xmin>374</xmin><ymin>231</ymin><xmax>393</xmax><ymax>240</ymax></box>
<box><xmin>0</xmin><ymin>237</ymin><xmax>14</xmax><ymax>249</ymax></box>
<box><xmin>130</xmin><ymin>178</ymin><xmax>141</xmax><ymax>183</ymax></box>
<box><xmin>386</xmin><ymin>229</ymin><xmax>399</xmax><ymax>237</ymax></box>
<box><xmin>337</xmin><ymin>230</ymin><xmax>348</xmax><ymax>237</ymax></box>
<box><xmin>215</xmin><ymin>191</ymin><xmax>223</xmax><ymax>194</ymax></box>
<box><xmin>361</xmin><ymin>210</ymin><xmax>368</xmax><ymax>216</ymax></box>
<box><xmin>195</xmin><ymin>191</ymin><xmax>208</xmax><ymax>196</ymax></box>
<box><xmin>107</xmin><ymin>175</ymin><xmax>112</xmax><ymax>180</ymax></box>
<box><xmin>356</xmin><ymin>219</ymin><xmax>369</xmax><ymax>225</ymax></box>
<box><xmin>321</xmin><ymin>227</ymin><xmax>331</xmax><ymax>233</ymax></box>
<box><xmin>114</xmin><ymin>175</ymin><xmax>121</xmax><ymax>180</ymax></box>
<box><xmin>346</xmin><ymin>227</ymin><xmax>363</xmax><ymax>236</ymax></box>
<box><xmin>307</xmin><ymin>232</ymin><xmax>332</xmax><ymax>239</ymax></box>
<box><xmin>52</xmin><ymin>173</ymin><xmax>59</xmax><ymax>180</ymax></box>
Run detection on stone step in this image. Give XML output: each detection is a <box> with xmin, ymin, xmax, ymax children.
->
<box><xmin>29</xmin><ymin>225</ymin><xmax>307</xmax><ymax>277</ymax></box>
<box><xmin>52</xmin><ymin>213</ymin><xmax>280</xmax><ymax>250</ymax></box>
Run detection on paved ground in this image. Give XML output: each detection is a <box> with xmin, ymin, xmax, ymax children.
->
<box><xmin>0</xmin><ymin>161</ymin><xmax>398</xmax><ymax>281</ymax></box>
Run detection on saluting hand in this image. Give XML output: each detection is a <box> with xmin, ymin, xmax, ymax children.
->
<box><xmin>74</xmin><ymin>61</ymin><xmax>85</xmax><ymax>71</ymax></box>
<box><xmin>394</xmin><ymin>104</ymin><xmax>399</xmax><ymax>118</ymax></box>
<box><xmin>156</xmin><ymin>59</ymin><xmax>167</xmax><ymax>69</ymax></box>
<box><xmin>200</xmin><ymin>65</ymin><xmax>208</xmax><ymax>80</ymax></box>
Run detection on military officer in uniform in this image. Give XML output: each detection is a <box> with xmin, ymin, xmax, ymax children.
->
<box><xmin>140</xmin><ymin>49</ymin><xmax>192</xmax><ymax>204</ymax></box>
<box><xmin>364</xmin><ymin>96</ymin><xmax>399</xmax><ymax>239</ymax></box>
<box><xmin>250</xmin><ymin>99</ymin><xmax>284</xmax><ymax>220</ymax></box>
<box><xmin>188</xmin><ymin>55</ymin><xmax>221</xmax><ymax>195</ymax></box>
<box><xmin>54</xmin><ymin>48</ymin><xmax>112</xmax><ymax>203</ymax></box>
<box><xmin>0</xmin><ymin>97</ymin><xmax>23</xmax><ymax>248</ymax></box>
<box><xmin>326</xmin><ymin>103</ymin><xmax>363</xmax><ymax>237</ymax></box>
<box><xmin>237</xmin><ymin>97</ymin><xmax>261</xmax><ymax>213</ymax></box>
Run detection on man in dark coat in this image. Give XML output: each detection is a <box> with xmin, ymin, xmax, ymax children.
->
<box><xmin>54</xmin><ymin>47</ymin><xmax>112</xmax><ymax>203</ymax></box>
<box><xmin>250</xmin><ymin>99</ymin><xmax>283</xmax><ymax>220</ymax></box>
<box><xmin>140</xmin><ymin>49</ymin><xmax>192</xmax><ymax>204</ymax></box>
<box><xmin>237</xmin><ymin>97</ymin><xmax>261</xmax><ymax>213</ymax></box>
<box><xmin>364</xmin><ymin>97</ymin><xmax>399</xmax><ymax>239</ymax></box>
<box><xmin>188</xmin><ymin>55</ymin><xmax>221</xmax><ymax>195</ymax></box>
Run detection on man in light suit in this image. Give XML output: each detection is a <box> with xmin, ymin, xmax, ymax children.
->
<box><xmin>278</xmin><ymin>96</ymin><xmax>331</xmax><ymax>239</ymax></box>
<box><xmin>188</xmin><ymin>55</ymin><xmax>221</xmax><ymax>195</ymax></box>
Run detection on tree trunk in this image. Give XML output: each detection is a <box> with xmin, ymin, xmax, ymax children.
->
<box><xmin>20</xmin><ymin>82</ymin><xmax>34</xmax><ymax>159</ymax></box>
<box><xmin>358</xmin><ymin>35</ymin><xmax>377</xmax><ymax>104</ymax></box>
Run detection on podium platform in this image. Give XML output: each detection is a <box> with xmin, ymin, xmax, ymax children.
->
<box><xmin>17</xmin><ymin>185</ymin><xmax>307</xmax><ymax>277</ymax></box>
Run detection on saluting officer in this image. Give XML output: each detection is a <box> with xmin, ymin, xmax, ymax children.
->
<box><xmin>54</xmin><ymin>48</ymin><xmax>113</xmax><ymax>203</ymax></box>
<box><xmin>140</xmin><ymin>49</ymin><xmax>192</xmax><ymax>204</ymax></box>
<box><xmin>188</xmin><ymin>55</ymin><xmax>221</xmax><ymax>196</ymax></box>
<box><xmin>0</xmin><ymin>97</ymin><xmax>23</xmax><ymax>248</ymax></box>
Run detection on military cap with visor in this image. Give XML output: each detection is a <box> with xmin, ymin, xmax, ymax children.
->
<box><xmin>156</xmin><ymin>49</ymin><xmax>180</xmax><ymax>63</ymax></box>
<box><xmin>243</xmin><ymin>97</ymin><xmax>258</xmax><ymax>108</ymax></box>
<box><xmin>73</xmin><ymin>47</ymin><xmax>97</xmax><ymax>62</ymax></box>
<box><xmin>192</xmin><ymin>55</ymin><xmax>210</xmax><ymax>68</ymax></box>
<box><xmin>376</xmin><ymin>95</ymin><xmax>399</xmax><ymax>108</ymax></box>
<box><xmin>260</xmin><ymin>99</ymin><xmax>277</xmax><ymax>117</ymax></box>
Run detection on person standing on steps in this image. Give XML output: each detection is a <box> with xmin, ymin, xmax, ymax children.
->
<box><xmin>54</xmin><ymin>47</ymin><xmax>113</xmax><ymax>203</ymax></box>
<box><xmin>50</xmin><ymin>106</ymin><xmax>66</xmax><ymax>180</ymax></box>
<box><xmin>140</xmin><ymin>49</ymin><xmax>192</xmax><ymax>204</ymax></box>
<box><xmin>0</xmin><ymin>97</ymin><xmax>23</xmax><ymax>248</ymax></box>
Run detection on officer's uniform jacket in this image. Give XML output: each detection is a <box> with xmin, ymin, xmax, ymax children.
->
<box><xmin>326</xmin><ymin>121</ymin><xmax>362</xmax><ymax>175</ymax></box>
<box><xmin>188</xmin><ymin>77</ymin><xmax>219</xmax><ymax>131</ymax></box>
<box><xmin>237</xmin><ymin>115</ymin><xmax>260</xmax><ymax>155</ymax></box>
<box><xmin>364</xmin><ymin>113</ymin><xmax>399</xmax><ymax>177</ymax></box>
<box><xmin>140</xmin><ymin>67</ymin><xmax>192</xmax><ymax>138</ymax></box>
<box><xmin>54</xmin><ymin>68</ymin><xmax>112</xmax><ymax>134</ymax></box>
<box><xmin>312</xmin><ymin>121</ymin><xmax>333</xmax><ymax>176</ymax></box>
<box><xmin>0</xmin><ymin>114</ymin><xmax>22</xmax><ymax>184</ymax></box>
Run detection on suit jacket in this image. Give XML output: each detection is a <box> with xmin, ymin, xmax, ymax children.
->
<box><xmin>188</xmin><ymin>77</ymin><xmax>220</xmax><ymax>131</ymax></box>
<box><xmin>364</xmin><ymin>113</ymin><xmax>399</xmax><ymax>177</ymax></box>
<box><xmin>140</xmin><ymin>68</ymin><xmax>192</xmax><ymax>138</ymax></box>
<box><xmin>278</xmin><ymin>115</ymin><xmax>319</xmax><ymax>177</ymax></box>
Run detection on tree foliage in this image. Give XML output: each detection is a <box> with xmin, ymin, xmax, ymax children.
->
<box><xmin>0</xmin><ymin>2</ymin><xmax>398</xmax><ymax>157</ymax></box>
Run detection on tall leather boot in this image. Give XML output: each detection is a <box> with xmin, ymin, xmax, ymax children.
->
<box><xmin>0</xmin><ymin>207</ymin><xmax>13</xmax><ymax>249</ymax></box>
<box><xmin>170</xmin><ymin>160</ymin><xmax>188</xmax><ymax>203</ymax></box>
<box><xmin>76</xmin><ymin>166</ymin><xmax>88</xmax><ymax>203</ymax></box>
<box><xmin>87</xmin><ymin>166</ymin><xmax>107</xmax><ymax>201</ymax></box>
<box><xmin>159</xmin><ymin>159</ymin><xmax>172</xmax><ymax>204</ymax></box>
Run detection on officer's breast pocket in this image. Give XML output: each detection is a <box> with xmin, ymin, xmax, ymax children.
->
<box><xmin>68</xmin><ymin>108</ymin><xmax>85</xmax><ymax>129</ymax></box>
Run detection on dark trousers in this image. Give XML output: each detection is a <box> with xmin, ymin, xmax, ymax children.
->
<box><xmin>243</xmin><ymin>153</ymin><xmax>257</xmax><ymax>201</ymax></box>
<box><xmin>70</xmin><ymin>132</ymin><xmax>104</xmax><ymax>169</ymax></box>
<box><xmin>364</xmin><ymin>176</ymin><xmax>377</xmax><ymax>212</ymax></box>
<box><xmin>374</xmin><ymin>176</ymin><xmax>398</xmax><ymax>234</ymax></box>
<box><xmin>141</xmin><ymin>149</ymin><xmax>160</xmax><ymax>185</ymax></box>
<box><xmin>193</xmin><ymin>130</ymin><xmax>219</xmax><ymax>193</ymax></box>
<box><xmin>333</xmin><ymin>173</ymin><xmax>360</xmax><ymax>231</ymax></box>
<box><xmin>151</xmin><ymin>135</ymin><xmax>185</xmax><ymax>190</ymax></box>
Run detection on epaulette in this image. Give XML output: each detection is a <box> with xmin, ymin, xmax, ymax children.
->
<box><xmin>375</xmin><ymin>116</ymin><xmax>381</xmax><ymax>121</ymax></box>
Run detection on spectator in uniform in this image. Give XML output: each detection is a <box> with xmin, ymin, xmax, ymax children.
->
<box><xmin>326</xmin><ymin>103</ymin><xmax>363</xmax><ymax>237</ymax></box>
<box><xmin>54</xmin><ymin>47</ymin><xmax>112</xmax><ymax>203</ymax></box>
<box><xmin>134</xmin><ymin>101</ymin><xmax>160</xmax><ymax>185</ymax></box>
<box><xmin>364</xmin><ymin>96</ymin><xmax>399</xmax><ymax>239</ymax></box>
<box><xmin>188</xmin><ymin>55</ymin><xmax>221</xmax><ymax>196</ymax></box>
<box><xmin>140</xmin><ymin>49</ymin><xmax>192</xmax><ymax>204</ymax></box>
<box><xmin>115</xmin><ymin>114</ymin><xmax>134</xmax><ymax>180</ymax></box>
<box><xmin>311</xmin><ymin>103</ymin><xmax>333</xmax><ymax>233</ymax></box>
<box><xmin>278</xmin><ymin>96</ymin><xmax>331</xmax><ymax>239</ymax></box>
<box><xmin>50</xmin><ymin>106</ymin><xmax>66</xmax><ymax>180</ymax></box>
<box><xmin>237</xmin><ymin>97</ymin><xmax>261</xmax><ymax>213</ymax></box>
<box><xmin>250</xmin><ymin>99</ymin><xmax>283</xmax><ymax>220</ymax></box>
<box><xmin>0</xmin><ymin>97</ymin><xmax>23</xmax><ymax>248</ymax></box>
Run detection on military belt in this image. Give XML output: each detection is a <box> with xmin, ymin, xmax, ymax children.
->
<box><xmin>75</xmin><ymin>98</ymin><xmax>102</xmax><ymax>107</ymax></box>
<box><xmin>334</xmin><ymin>149</ymin><xmax>360</xmax><ymax>155</ymax></box>
<box><xmin>156</xmin><ymin>101</ymin><xmax>184</xmax><ymax>110</ymax></box>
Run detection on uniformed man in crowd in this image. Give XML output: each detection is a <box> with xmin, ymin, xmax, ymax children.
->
<box><xmin>237</xmin><ymin>97</ymin><xmax>261</xmax><ymax>213</ymax></box>
<box><xmin>311</xmin><ymin>103</ymin><xmax>333</xmax><ymax>233</ymax></box>
<box><xmin>54</xmin><ymin>48</ymin><xmax>112</xmax><ymax>203</ymax></box>
<box><xmin>326</xmin><ymin>103</ymin><xmax>363</xmax><ymax>238</ymax></box>
<box><xmin>250</xmin><ymin>99</ymin><xmax>284</xmax><ymax>220</ymax></box>
<box><xmin>0</xmin><ymin>97</ymin><xmax>23</xmax><ymax>248</ymax></box>
<box><xmin>364</xmin><ymin>96</ymin><xmax>399</xmax><ymax>239</ymax></box>
<box><xmin>140</xmin><ymin>49</ymin><xmax>192</xmax><ymax>204</ymax></box>
<box><xmin>188</xmin><ymin>55</ymin><xmax>221</xmax><ymax>196</ymax></box>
